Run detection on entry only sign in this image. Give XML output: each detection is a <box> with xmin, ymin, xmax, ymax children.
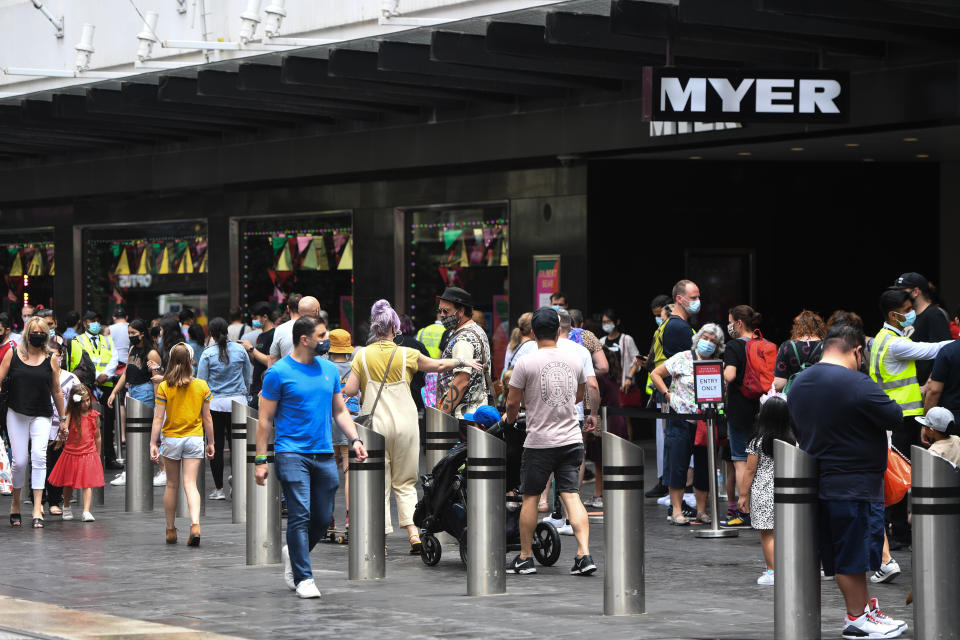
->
<box><xmin>693</xmin><ymin>360</ymin><xmax>724</xmax><ymax>405</ymax></box>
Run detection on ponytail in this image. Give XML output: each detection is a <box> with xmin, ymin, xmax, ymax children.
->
<box><xmin>207</xmin><ymin>317</ymin><xmax>229</xmax><ymax>364</ymax></box>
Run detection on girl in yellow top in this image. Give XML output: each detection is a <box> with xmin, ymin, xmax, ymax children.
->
<box><xmin>149</xmin><ymin>343</ymin><xmax>214</xmax><ymax>547</ymax></box>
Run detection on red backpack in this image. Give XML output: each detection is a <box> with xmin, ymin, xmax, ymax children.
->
<box><xmin>740</xmin><ymin>331</ymin><xmax>777</xmax><ymax>400</ymax></box>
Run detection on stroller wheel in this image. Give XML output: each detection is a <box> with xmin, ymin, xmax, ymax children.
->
<box><xmin>459</xmin><ymin>528</ymin><xmax>468</xmax><ymax>566</ymax></box>
<box><xmin>421</xmin><ymin>533</ymin><xmax>442</xmax><ymax>566</ymax></box>
<box><xmin>533</xmin><ymin>521</ymin><xmax>562</xmax><ymax>566</ymax></box>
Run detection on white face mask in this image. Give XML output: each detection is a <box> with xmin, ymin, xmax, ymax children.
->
<box><xmin>602</xmin><ymin>323</ymin><xmax>616</xmax><ymax>334</ymax></box>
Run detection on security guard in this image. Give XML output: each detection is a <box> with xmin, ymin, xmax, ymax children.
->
<box><xmin>78</xmin><ymin>311</ymin><xmax>122</xmax><ymax>469</ymax></box>
<box><xmin>870</xmin><ymin>288</ymin><xmax>952</xmax><ymax>545</ymax></box>
<box><xmin>416</xmin><ymin>312</ymin><xmax>447</xmax><ymax>359</ymax></box>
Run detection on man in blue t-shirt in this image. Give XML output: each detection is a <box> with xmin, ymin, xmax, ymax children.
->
<box><xmin>787</xmin><ymin>325</ymin><xmax>906</xmax><ymax>639</ymax></box>
<box><xmin>925</xmin><ymin>339</ymin><xmax>960</xmax><ymax>422</ymax></box>
<box><xmin>256</xmin><ymin>316</ymin><xmax>367</xmax><ymax>599</ymax></box>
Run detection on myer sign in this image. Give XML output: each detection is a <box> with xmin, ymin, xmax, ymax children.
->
<box><xmin>643</xmin><ymin>69</ymin><xmax>849</xmax><ymax>123</ymax></box>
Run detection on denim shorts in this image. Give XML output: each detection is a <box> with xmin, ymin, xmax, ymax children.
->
<box><xmin>160</xmin><ymin>435</ymin><xmax>204</xmax><ymax>460</ymax></box>
<box><xmin>127</xmin><ymin>382</ymin><xmax>155</xmax><ymax>408</ymax></box>
<box><xmin>727</xmin><ymin>421</ymin><xmax>751</xmax><ymax>462</ymax></box>
<box><xmin>819</xmin><ymin>499</ymin><xmax>884</xmax><ymax>576</ymax></box>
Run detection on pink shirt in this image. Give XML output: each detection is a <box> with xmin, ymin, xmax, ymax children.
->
<box><xmin>509</xmin><ymin>347</ymin><xmax>586</xmax><ymax>449</ymax></box>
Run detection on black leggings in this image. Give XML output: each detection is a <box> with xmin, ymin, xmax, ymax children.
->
<box><xmin>210</xmin><ymin>410</ymin><xmax>232</xmax><ymax>489</ymax></box>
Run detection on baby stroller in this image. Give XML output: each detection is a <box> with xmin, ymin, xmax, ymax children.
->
<box><xmin>413</xmin><ymin>419</ymin><xmax>562</xmax><ymax>567</ymax></box>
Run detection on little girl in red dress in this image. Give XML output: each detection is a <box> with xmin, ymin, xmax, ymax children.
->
<box><xmin>48</xmin><ymin>384</ymin><xmax>104</xmax><ymax>522</ymax></box>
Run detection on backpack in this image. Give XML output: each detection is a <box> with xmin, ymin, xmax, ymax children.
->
<box><xmin>63</xmin><ymin>337</ymin><xmax>97</xmax><ymax>389</ymax></box>
<box><xmin>783</xmin><ymin>341</ymin><xmax>823</xmax><ymax>395</ymax></box>
<box><xmin>740</xmin><ymin>331</ymin><xmax>777</xmax><ymax>400</ymax></box>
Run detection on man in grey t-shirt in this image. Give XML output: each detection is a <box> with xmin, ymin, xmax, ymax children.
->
<box><xmin>504</xmin><ymin>307</ymin><xmax>596</xmax><ymax>577</ymax></box>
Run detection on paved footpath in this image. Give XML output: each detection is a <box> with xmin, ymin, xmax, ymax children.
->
<box><xmin>0</xmin><ymin>442</ymin><xmax>915</xmax><ymax>640</ymax></box>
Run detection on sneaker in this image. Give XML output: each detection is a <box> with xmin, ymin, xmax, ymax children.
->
<box><xmin>724</xmin><ymin>512</ymin><xmax>751</xmax><ymax>527</ymax></box>
<box><xmin>208</xmin><ymin>489</ymin><xmax>226</xmax><ymax>500</ymax></box>
<box><xmin>505</xmin><ymin>554</ymin><xmax>536</xmax><ymax>574</ymax></box>
<box><xmin>61</xmin><ymin>508</ymin><xmax>73</xmax><ymax>521</ymax></box>
<box><xmin>680</xmin><ymin>502</ymin><xmax>697</xmax><ymax>519</ymax></box>
<box><xmin>282</xmin><ymin>545</ymin><xmax>296</xmax><ymax>590</ymax></box>
<box><xmin>110</xmin><ymin>472</ymin><xmax>126</xmax><ymax>486</ymax></box>
<box><xmin>557</xmin><ymin>522</ymin><xmax>574</xmax><ymax>536</ymax></box>
<box><xmin>841</xmin><ymin>611</ymin><xmax>903</xmax><ymax>639</ymax></box>
<box><xmin>757</xmin><ymin>570</ymin><xmax>774</xmax><ymax>586</ymax></box>
<box><xmin>867</xmin><ymin>598</ymin><xmax>907</xmax><ymax>630</ymax></box>
<box><xmin>153</xmin><ymin>470</ymin><xmax>166</xmax><ymax>486</ymax></box>
<box><xmin>870</xmin><ymin>559</ymin><xmax>901</xmax><ymax>584</ymax></box>
<box><xmin>295</xmin><ymin>578</ymin><xmax>321</xmax><ymax>599</ymax></box>
<box><xmin>570</xmin><ymin>554</ymin><xmax>597</xmax><ymax>576</ymax></box>
<box><xmin>587</xmin><ymin>496</ymin><xmax>603</xmax><ymax>509</ymax></box>
<box><xmin>81</xmin><ymin>511</ymin><xmax>95</xmax><ymax>522</ymax></box>
<box><xmin>821</xmin><ymin>569</ymin><xmax>835</xmax><ymax>581</ymax></box>
<box><xmin>542</xmin><ymin>515</ymin><xmax>565</xmax><ymax>528</ymax></box>
<box><xmin>644</xmin><ymin>480</ymin><xmax>668</xmax><ymax>498</ymax></box>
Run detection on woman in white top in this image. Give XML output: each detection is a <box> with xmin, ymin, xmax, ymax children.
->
<box><xmin>599</xmin><ymin>309</ymin><xmax>639</xmax><ymax>390</ymax></box>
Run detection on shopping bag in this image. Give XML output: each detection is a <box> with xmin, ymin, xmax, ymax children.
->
<box><xmin>0</xmin><ymin>443</ymin><xmax>12</xmax><ymax>494</ymax></box>
<box><xmin>884</xmin><ymin>446</ymin><xmax>912</xmax><ymax>507</ymax></box>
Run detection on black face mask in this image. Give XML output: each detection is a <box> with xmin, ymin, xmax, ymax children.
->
<box><xmin>129</xmin><ymin>335</ymin><xmax>141</xmax><ymax>347</ymax></box>
<box><xmin>28</xmin><ymin>333</ymin><xmax>46</xmax><ymax>348</ymax></box>
<box><xmin>315</xmin><ymin>339</ymin><xmax>330</xmax><ymax>356</ymax></box>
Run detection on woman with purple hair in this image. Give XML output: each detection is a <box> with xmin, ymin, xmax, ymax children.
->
<box><xmin>343</xmin><ymin>299</ymin><xmax>482</xmax><ymax>554</ymax></box>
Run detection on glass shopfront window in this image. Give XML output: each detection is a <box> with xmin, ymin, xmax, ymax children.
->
<box><xmin>404</xmin><ymin>202</ymin><xmax>510</xmax><ymax>376</ymax></box>
<box><xmin>83</xmin><ymin>221</ymin><xmax>209</xmax><ymax>322</ymax></box>
<box><xmin>240</xmin><ymin>211</ymin><xmax>354</xmax><ymax>330</ymax></box>
<box><xmin>0</xmin><ymin>229</ymin><xmax>55</xmax><ymax>330</ymax></box>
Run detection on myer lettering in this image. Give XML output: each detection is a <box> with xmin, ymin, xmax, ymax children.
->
<box><xmin>644</xmin><ymin>68</ymin><xmax>848</xmax><ymax>123</ymax></box>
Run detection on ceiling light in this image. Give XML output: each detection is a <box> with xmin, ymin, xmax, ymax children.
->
<box><xmin>844</xmin><ymin>143</ymin><xmax>860</xmax><ymax>148</ymax></box>
<box><xmin>689</xmin><ymin>155</ymin><xmax>702</xmax><ymax>160</ymax></box>
<box><xmin>916</xmin><ymin>153</ymin><xmax>929</xmax><ymax>159</ymax></box>
<box><xmin>903</xmin><ymin>137</ymin><xmax>918</xmax><ymax>142</ymax></box>
<box><xmin>738</xmin><ymin>151</ymin><xmax>751</xmax><ymax>156</ymax></box>
<box><xmin>863</xmin><ymin>158</ymin><xmax>875</xmax><ymax>162</ymax></box>
<box><xmin>790</xmin><ymin>147</ymin><xmax>804</xmax><ymax>151</ymax></box>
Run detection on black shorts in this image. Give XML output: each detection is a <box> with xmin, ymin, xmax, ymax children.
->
<box><xmin>520</xmin><ymin>444</ymin><xmax>584</xmax><ymax>496</ymax></box>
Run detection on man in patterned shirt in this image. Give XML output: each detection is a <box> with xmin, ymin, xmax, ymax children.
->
<box><xmin>436</xmin><ymin>287</ymin><xmax>491</xmax><ymax>421</ymax></box>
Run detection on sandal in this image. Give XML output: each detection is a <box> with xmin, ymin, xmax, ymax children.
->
<box><xmin>9</xmin><ymin>513</ymin><xmax>21</xmax><ymax>527</ymax></box>
<box><xmin>697</xmin><ymin>512</ymin><xmax>712</xmax><ymax>525</ymax></box>
<box><xmin>49</xmin><ymin>505</ymin><xmax>62</xmax><ymax>516</ymax></box>
<box><xmin>32</xmin><ymin>518</ymin><xmax>44</xmax><ymax>529</ymax></box>
<box><xmin>537</xmin><ymin>500</ymin><xmax>549</xmax><ymax>513</ymax></box>
<box><xmin>409</xmin><ymin>535</ymin><xmax>422</xmax><ymax>555</ymax></box>
<box><xmin>668</xmin><ymin>514</ymin><xmax>690</xmax><ymax>526</ymax></box>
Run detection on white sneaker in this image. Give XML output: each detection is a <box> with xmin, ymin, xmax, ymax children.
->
<box><xmin>153</xmin><ymin>470</ymin><xmax>166</xmax><ymax>487</ymax></box>
<box><xmin>820</xmin><ymin>569</ymin><xmax>835</xmax><ymax>581</ymax></box>
<box><xmin>295</xmin><ymin>578</ymin><xmax>321</xmax><ymax>599</ymax></box>
<box><xmin>841</xmin><ymin>611</ymin><xmax>904</xmax><ymax>639</ymax></box>
<box><xmin>870</xmin><ymin>558</ymin><xmax>901</xmax><ymax>584</ymax></box>
<box><xmin>110</xmin><ymin>472</ymin><xmax>126</xmax><ymax>486</ymax></box>
<box><xmin>208</xmin><ymin>489</ymin><xmax>226</xmax><ymax>500</ymax></box>
<box><xmin>61</xmin><ymin>508</ymin><xmax>74</xmax><ymax>521</ymax></box>
<box><xmin>757</xmin><ymin>570</ymin><xmax>774</xmax><ymax>586</ymax></box>
<box><xmin>81</xmin><ymin>511</ymin><xmax>95</xmax><ymax>522</ymax></box>
<box><xmin>541</xmin><ymin>515</ymin><xmax>564</xmax><ymax>528</ymax></box>
<box><xmin>656</xmin><ymin>495</ymin><xmax>671</xmax><ymax>507</ymax></box>
<box><xmin>866</xmin><ymin>598</ymin><xmax>907</xmax><ymax>630</ymax></box>
<box><xmin>556</xmin><ymin>523</ymin><xmax>574</xmax><ymax>536</ymax></box>
<box><xmin>282</xmin><ymin>545</ymin><xmax>296</xmax><ymax>590</ymax></box>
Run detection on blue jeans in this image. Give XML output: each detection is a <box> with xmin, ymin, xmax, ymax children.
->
<box><xmin>127</xmin><ymin>382</ymin><xmax>155</xmax><ymax>407</ymax></box>
<box><xmin>274</xmin><ymin>452</ymin><xmax>339</xmax><ymax>584</ymax></box>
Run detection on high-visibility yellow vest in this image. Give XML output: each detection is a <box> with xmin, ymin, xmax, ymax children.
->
<box><xmin>416</xmin><ymin>323</ymin><xmax>445</xmax><ymax>359</ymax></box>
<box><xmin>869</xmin><ymin>327</ymin><xmax>923</xmax><ymax>416</ymax></box>
<box><xmin>77</xmin><ymin>332</ymin><xmax>115</xmax><ymax>388</ymax></box>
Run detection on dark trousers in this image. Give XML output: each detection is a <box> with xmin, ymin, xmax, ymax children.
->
<box><xmin>99</xmin><ymin>386</ymin><xmax>117</xmax><ymax>463</ymax></box>
<box><xmin>43</xmin><ymin>441</ymin><xmax>63</xmax><ymax>507</ymax></box>
<box><xmin>887</xmin><ymin>415</ymin><xmax>921</xmax><ymax>542</ymax></box>
<box><xmin>210</xmin><ymin>410</ymin><xmax>231</xmax><ymax>489</ymax></box>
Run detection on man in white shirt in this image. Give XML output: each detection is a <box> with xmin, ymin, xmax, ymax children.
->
<box><xmin>107</xmin><ymin>307</ymin><xmax>130</xmax><ymax>364</ymax></box>
<box><xmin>268</xmin><ymin>294</ymin><xmax>303</xmax><ymax>366</ymax></box>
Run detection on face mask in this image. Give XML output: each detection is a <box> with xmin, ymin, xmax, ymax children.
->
<box><xmin>252</xmin><ymin>319</ymin><xmax>263</xmax><ymax>329</ymax></box>
<box><xmin>727</xmin><ymin>323</ymin><xmax>738</xmax><ymax>338</ymax></box>
<box><xmin>315</xmin><ymin>339</ymin><xmax>330</xmax><ymax>356</ymax></box>
<box><xmin>896</xmin><ymin>310</ymin><xmax>917</xmax><ymax>328</ymax></box>
<box><xmin>440</xmin><ymin>313</ymin><xmax>459</xmax><ymax>331</ymax></box>
<box><xmin>602</xmin><ymin>323</ymin><xmax>616</xmax><ymax>334</ymax></box>
<box><xmin>129</xmin><ymin>335</ymin><xmax>141</xmax><ymax>346</ymax></box>
<box><xmin>696</xmin><ymin>339</ymin><xmax>716</xmax><ymax>357</ymax></box>
<box><xmin>28</xmin><ymin>333</ymin><xmax>46</xmax><ymax>348</ymax></box>
<box><xmin>48</xmin><ymin>328</ymin><xmax>56</xmax><ymax>339</ymax></box>
<box><xmin>655</xmin><ymin>317</ymin><xmax>664</xmax><ymax>327</ymax></box>
<box><xmin>88</xmin><ymin>322</ymin><xmax>101</xmax><ymax>335</ymax></box>
<box><xmin>72</xmin><ymin>394</ymin><xmax>83</xmax><ymax>403</ymax></box>
<box><xmin>685</xmin><ymin>299</ymin><xmax>701</xmax><ymax>314</ymax></box>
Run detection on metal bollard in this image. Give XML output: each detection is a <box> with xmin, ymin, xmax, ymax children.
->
<box><xmin>348</xmin><ymin>424</ymin><xmax>386</xmax><ymax>580</ymax></box>
<box><xmin>602</xmin><ymin>432</ymin><xmax>645</xmax><ymax>615</ymax></box>
<box><xmin>230</xmin><ymin>400</ymin><xmax>253</xmax><ymax>524</ymax></box>
<box><xmin>774</xmin><ymin>439</ymin><xmax>820</xmax><ymax>640</ymax></box>
<box><xmin>912</xmin><ymin>445</ymin><xmax>960</xmax><ymax>640</ymax></box>
<box><xmin>124</xmin><ymin>396</ymin><xmax>154</xmax><ymax>512</ymax></box>
<box><xmin>696</xmin><ymin>413</ymin><xmax>737</xmax><ymax>539</ymax></box>
<box><xmin>177</xmin><ymin>458</ymin><xmax>206</xmax><ymax>517</ymax></box>
<box><xmin>246</xmin><ymin>415</ymin><xmax>281</xmax><ymax>565</ymax></box>
<box><xmin>466</xmin><ymin>425</ymin><xmax>506</xmax><ymax>596</ymax></box>
<box><xmin>425</xmin><ymin>407</ymin><xmax>461</xmax><ymax>544</ymax></box>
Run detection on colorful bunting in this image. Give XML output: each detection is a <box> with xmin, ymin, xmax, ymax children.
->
<box><xmin>9</xmin><ymin>252</ymin><xmax>22</xmax><ymax>277</ymax></box>
<box><xmin>338</xmin><ymin>236</ymin><xmax>353</xmax><ymax>270</ymax></box>
<box><xmin>157</xmin><ymin>245</ymin><xmax>171</xmax><ymax>274</ymax></box>
<box><xmin>301</xmin><ymin>238</ymin><xmax>318</xmax><ymax>270</ymax></box>
<box><xmin>296</xmin><ymin>236</ymin><xmax>312</xmax><ymax>254</ymax></box>
<box><xmin>315</xmin><ymin>237</ymin><xmax>330</xmax><ymax>271</ymax></box>
<box><xmin>443</xmin><ymin>229</ymin><xmax>461</xmax><ymax>250</ymax></box>
<box><xmin>457</xmin><ymin>242</ymin><xmax>469</xmax><ymax>268</ymax></box>
<box><xmin>272</xmin><ymin>236</ymin><xmax>287</xmax><ymax>253</ymax></box>
<box><xmin>333</xmin><ymin>233</ymin><xmax>349</xmax><ymax>254</ymax></box>
<box><xmin>276</xmin><ymin>243</ymin><xmax>293</xmax><ymax>271</ymax></box>
<box><xmin>114</xmin><ymin>248</ymin><xmax>131</xmax><ymax>275</ymax></box>
<box><xmin>136</xmin><ymin>245</ymin><xmax>151</xmax><ymax>274</ymax></box>
<box><xmin>197</xmin><ymin>252</ymin><xmax>208</xmax><ymax>274</ymax></box>
<box><xmin>26</xmin><ymin>251</ymin><xmax>43</xmax><ymax>276</ymax></box>
<box><xmin>177</xmin><ymin>249</ymin><xmax>193</xmax><ymax>274</ymax></box>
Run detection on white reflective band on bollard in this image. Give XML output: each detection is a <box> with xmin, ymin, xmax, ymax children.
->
<box><xmin>348</xmin><ymin>424</ymin><xmax>385</xmax><ymax>580</ymax></box>
<box><xmin>774</xmin><ymin>439</ymin><xmax>820</xmax><ymax>640</ymax></box>
<box><xmin>912</xmin><ymin>445</ymin><xmax>960</xmax><ymax>640</ymax></box>
<box><xmin>246</xmin><ymin>415</ymin><xmax>281</xmax><ymax>565</ymax></box>
<box><xmin>602</xmin><ymin>431</ymin><xmax>645</xmax><ymax>615</ymax></box>
<box><xmin>124</xmin><ymin>396</ymin><xmax>154</xmax><ymax>512</ymax></box>
<box><xmin>466</xmin><ymin>425</ymin><xmax>506</xmax><ymax>596</ymax></box>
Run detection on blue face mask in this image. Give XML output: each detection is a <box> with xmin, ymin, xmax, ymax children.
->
<box><xmin>88</xmin><ymin>322</ymin><xmax>101</xmax><ymax>335</ymax></box>
<box><xmin>696</xmin><ymin>339</ymin><xmax>716</xmax><ymax>357</ymax></box>
<box><xmin>686</xmin><ymin>299</ymin><xmax>702</xmax><ymax>315</ymax></box>
<box><xmin>252</xmin><ymin>319</ymin><xmax>263</xmax><ymax>329</ymax></box>
<box><xmin>315</xmin><ymin>339</ymin><xmax>330</xmax><ymax>356</ymax></box>
<box><xmin>897</xmin><ymin>310</ymin><xmax>917</xmax><ymax>328</ymax></box>
<box><xmin>48</xmin><ymin>328</ymin><xmax>56</xmax><ymax>339</ymax></box>
<box><xmin>655</xmin><ymin>317</ymin><xmax>664</xmax><ymax>327</ymax></box>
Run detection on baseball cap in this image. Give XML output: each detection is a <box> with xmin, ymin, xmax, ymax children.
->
<box><xmin>464</xmin><ymin>405</ymin><xmax>501</xmax><ymax>427</ymax></box>
<box><xmin>82</xmin><ymin>311</ymin><xmax>100</xmax><ymax>321</ymax></box>
<box><xmin>917</xmin><ymin>407</ymin><xmax>955</xmax><ymax>432</ymax></box>
<box><xmin>328</xmin><ymin>328</ymin><xmax>354</xmax><ymax>354</ymax></box>
<box><xmin>889</xmin><ymin>272</ymin><xmax>929</xmax><ymax>292</ymax></box>
<box><xmin>531</xmin><ymin>306</ymin><xmax>560</xmax><ymax>335</ymax></box>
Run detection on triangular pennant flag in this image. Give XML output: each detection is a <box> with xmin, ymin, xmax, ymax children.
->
<box><xmin>177</xmin><ymin>250</ymin><xmax>193</xmax><ymax>274</ymax></box>
<box><xmin>301</xmin><ymin>239</ymin><xmax>317</xmax><ymax>270</ymax></box>
<box><xmin>315</xmin><ymin>237</ymin><xmax>330</xmax><ymax>271</ymax></box>
<box><xmin>473</xmin><ymin>228</ymin><xmax>484</xmax><ymax>246</ymax></box>
<box><xmin>48</xmin><ymin>257</ymin><xmax>55</xmax><ymax>276</ymax></box>
<box><xmin>136</xmin><ymin>245</ymin><xmax>151</xmax><ymax>274</ymax></box>
<box><xmin>157</xmin><ymin>246</ymin><xmax>171</xmax><ymax>274</ymax></box>
<box><xmin>333</xmin><ymin>233</ymin><xmax>348</xmax><ymax>254</ymax></box>
<box><xmin>443</xmin><ymin>229</ymin><xmax>461</xmax><ymax>250</ymax></box>
<box><xmin>271</xmin><ymin>286</ymin><xmax>285</xmax><ymax>304</ymax></box>
<box><xmin>337</xmin><ymin>237</ymin><xmax>353</xmax><ymax>270</ymax></box>
<box><xmin>111</xmin><ymin>244</ymin><xmax>121</xmax><ymax>259</ymax></box>
<box><xmin>438</xmin><ymin>266</ymin><xmax>449</xmax><ymax>285</ymax></box>
<box><xmin>115</xmin><ymin>248</ymin><xmax>131</xmax><ymax>275</ymax></box>
<box><xmin>6</xmin><ymin>247</ymin><xmax>17</xmax><ymax>257</ymax></box>
<box><xmin>483</xmin><ymin>227</ymin><xmax>498</xmax><ymax>248</ymax></box>
<box><xmin>272</xmin><ymin>236</ymin><xmax>287</xmax><ymax>253</ymax></box>
<box><xmin>197</xmin><ymin>252</ymin><xmax>208</xmax><ymax>274</ymax></box>
<box><xmin>45</xmin><ymin>246</ymin><xmax>55</xmax><ymax>264</ymax></box>
<box><xmin>267</xmin><ymin>270</ymin><xmax>277</xmax><ymax>285</ymax></box>
<box><xmin>275</xmin><ymin>271</ymin><xmax>294</xmax><ymax>287</ymax></box>
<box><xmin>457</xmin><ymin>241</ymin><xmax>468</xmax><ymax>267</ymax></box>
<box><xmin>27</xmin><ymin>251</ymin><xmax>43</xmax><ymax>276</ymax></box>
<box><xmin>9</xmin><ymin>252</ymin><xmax>22</xmax><ymax>277</ymax></box>
<box><xmin>276</xmin><ymin>243</ymin><xmax>293</xmax><ymax>271</ymax></box>
<box><xmin>296</xmin><ymin>236</ymin><xmax>312</xmax><ymax>255</ymax></box>
<box><xmin>499</xmin><ymin>236</ymin><xmax>509</xmax><ymax>266</ymax></box>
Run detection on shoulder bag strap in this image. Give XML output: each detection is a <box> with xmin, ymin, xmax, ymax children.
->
<box><xmin>367</xmin><ymin>344</ymin><xmax>400</xmax><ymax>420</ymax></box>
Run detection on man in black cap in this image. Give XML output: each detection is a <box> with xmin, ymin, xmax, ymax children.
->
<box><xmin>503</xmin><ymin>307</ymin><xmax>595</xmax><ymax>576</ymax></box>
<box><xmin>890</xmin><ymin>272</ymin><xmax>952</xmax><ymax>386</ymax></box>
<box><xmin>436</xmin><ymin>287</ymin><xmax>492</xmax><ymax>421</ymax></box>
